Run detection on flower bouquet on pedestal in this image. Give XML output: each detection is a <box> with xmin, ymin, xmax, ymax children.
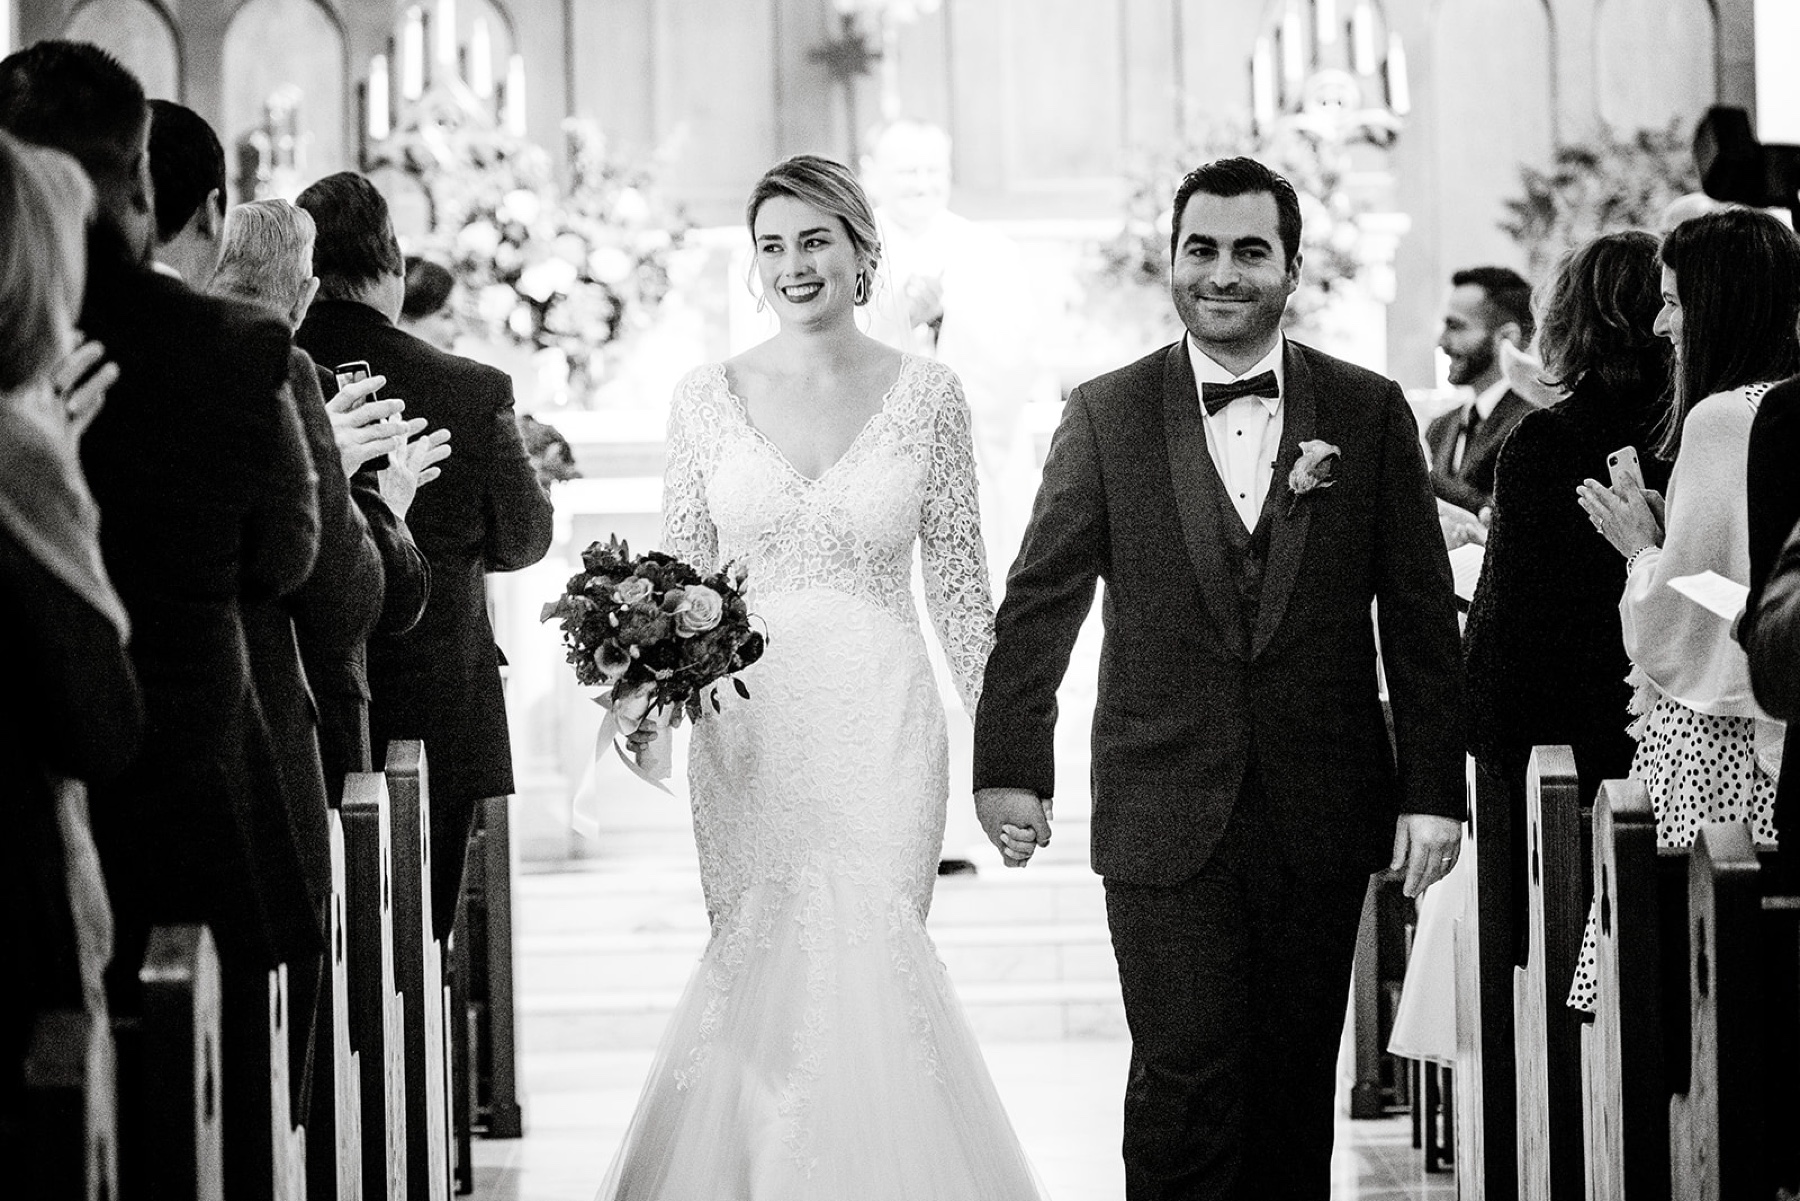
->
<box><xmin>541</xmin><ymin>536</ymin><xmax>763</xmax><ymax>828</ymax></box>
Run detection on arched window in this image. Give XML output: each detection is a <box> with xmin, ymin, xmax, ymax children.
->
<box><xmin>222</xmin><ymin>0</ymin><xmax>346</xmax><ymax>199</ymax></box>
<box><xmin>63</xmin><ymin>0</ymin><xmax>179</xmax><ymax>100</ymax></box>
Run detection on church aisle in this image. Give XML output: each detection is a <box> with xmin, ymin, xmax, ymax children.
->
<box><xmin>474</xmin><ymin>828</ymin><xmax>1457</xmax><ymax>1200</ymax></box>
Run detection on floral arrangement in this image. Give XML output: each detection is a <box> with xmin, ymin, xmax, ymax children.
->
<box><xmin>410</xmin><ymin>116</ymin><xmax>687</xmax><ymax>404</ymax></box>
<box><xmin>1501</xmin><ymin>121</ymin><xmax>1699</xmax><ymax>282</ymax></box>
<box><xmin>540</xmin><ymin>537</ymin><xmax>765</xmax><ymax>743</ymax></box>
<box><xmin>1096</xmin><ymin>114</ymin><xmax>1372</xmax><ymax>339</ymax></box>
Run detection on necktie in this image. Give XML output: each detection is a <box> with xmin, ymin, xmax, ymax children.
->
<box><xmin>1201</xmin><ymin>371</ymin><xmax>1279</xmax><ymax>416</ymax></box>
<box><xmin>1453</xmin><ymin>406</ymin><xmax>1482</xmax><ymax>472</ymax></box>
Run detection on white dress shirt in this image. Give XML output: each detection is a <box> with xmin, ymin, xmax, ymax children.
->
<box><xmin>1187</xmin><ymin>335</ymin><xmax>1286</xmax><ymax>531</ymax></box>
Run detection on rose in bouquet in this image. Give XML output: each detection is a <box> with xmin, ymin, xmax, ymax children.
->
<box><xmin>540</xmin><ymin>536</ymin><xmax>764</xmax><ymax>785</ymax></box>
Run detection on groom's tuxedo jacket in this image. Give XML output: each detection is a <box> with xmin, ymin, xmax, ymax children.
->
<box><xmin>975</xmin><ymin>340</ymin><xmax>1465</xmax><ymax>882</ymax></box>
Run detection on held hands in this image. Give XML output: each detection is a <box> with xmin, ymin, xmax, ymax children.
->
<box><xmin>1436</xmin><ymin>499</ymin><xmax>1487</xmax><ymax>550</ymax></box>
<box><xmin>974</xmin><ymin>787</ymin><xmax>1053</xmax><ymax>869</ymax></box>
<box><xmin>1577</xmin><ymin>472</ymin><xmax>1664</xmax><ymax>560</ymax></box>
<box><xmin>1389</xmin><ymin>813</ymin><xmax>1463</xmax><ymax>899</ymax></box>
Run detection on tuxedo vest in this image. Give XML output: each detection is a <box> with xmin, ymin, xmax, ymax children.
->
<box><xmin>1206</xmin><ymin>462</ymin><xmax>1280</xmax><ymax>634</ymax></box>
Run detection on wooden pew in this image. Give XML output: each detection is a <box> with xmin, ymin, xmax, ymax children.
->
<box><xmin>1581</xmin><ymin>778</ymin><xmax>1687</xmax><ymax>1201</ymax></box>
<box><xmin>1669</xmin><ymin>823</ymin><xmax>1800</xmax><ymax>1200</ymax></box>
<box><xmin>267</xmin><ymin>965</ymin><xmax>309</xmax><ymax>1201</ymax></box>
<box><xmin>342</xmin><ymin>771</ymin><xmax>408</xmax><ymax>1201</ymax></box>
<box><xmin>132</xmin><ymin>923</ymin><xmax>225</xmax><ymax>1200</ymax></box>
<box><xmin>385</xmin><ymin>740</ymin><xmax>454</xmax><ymax>1201</ymax></box>
<box><xmin>307</xmin><ymin>810</ymin><xmax>364</xmax><ymax>1201</ymax></box>
<box><xmin>1454</xmin><ymin>758</ymin><xmax>1520</xmax><ymax>1201</ymax></box>
<box><xmin>23</xmin><ymin>1008</ymin><xmax>116</xmax><ymax>1201</ymax></box>
<box><xmin>1512</xmin><ymin>746</ymin><xmax>1585</xmax><ymax>1200</ymax></box>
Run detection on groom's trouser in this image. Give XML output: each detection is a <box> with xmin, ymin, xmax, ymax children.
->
<box><xmin>1104</xmin><ymin>773</ymin><xmax>1371</xmax><ymax>1201</ymax></box>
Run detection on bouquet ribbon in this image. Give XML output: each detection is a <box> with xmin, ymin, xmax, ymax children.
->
<box><xmin>569</xmin><ymin>694</ymin><xmax>675</xmax><ymax>840</ymax></box>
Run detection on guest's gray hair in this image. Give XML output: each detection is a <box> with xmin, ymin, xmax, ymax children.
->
<box><xmin>212</xmin><ymin>198</ymin><xmax>316</xmax><ymax>316</ymax></box>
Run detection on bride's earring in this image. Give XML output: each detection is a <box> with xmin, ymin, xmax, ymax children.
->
<box><xmin>853</xmin><ymin>271</ymin><xmax>869</xmax><ymax>307</ymax></box>
<box><xmin>755</xmin><ymin>291</ymin><xmax>766</xmax><ymax>313</ymax></box>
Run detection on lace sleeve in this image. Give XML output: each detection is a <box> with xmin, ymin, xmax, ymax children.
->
<box><xmin>918</xmin><ymin>364</ymin><xmax>997</xmax><ymax>715</ymax></box>
<box><xmin>662</xmin><ymin>369</ymin><xmax>719</xmax><ymax>573</ymax></box>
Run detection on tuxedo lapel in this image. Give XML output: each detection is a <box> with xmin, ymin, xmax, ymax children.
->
<box><xmin>1251</xmin><ymin>344</ymin><xmax>1319</xmax><ymax>658</ymax></box>
<box><xmin>1161</xmin><ymin>344</ymin><xmax>1251</xmax><ymax>660</ymax></box>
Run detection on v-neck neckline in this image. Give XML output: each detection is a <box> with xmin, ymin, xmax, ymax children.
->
<box><xmin>718</xmin><ymin>356</ymin><xmax>912</xmax><ymax>485</ymax></box>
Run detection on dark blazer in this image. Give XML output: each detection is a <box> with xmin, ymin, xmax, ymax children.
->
<box><xmin>1426</xmin><ymin>388</ymin><xmax>1533</xmax><ymax>513</ymax></box>
<box><xmin>295</xmin><ymin>300</ymin><xmax>552</xmax><ymax>809</ymax></box>
<box><xmin>974</xmin><ymin>340</ymin><xmax>1466</xmax><ymax>883</ymax></box>
<box><xmin>78</xmin><ymin>247</ymin><xmax>319</xmax><ymax>983</ymax></box>
<box><xmin>1742</xmin><ymin>375</ymin><xmax>1800</xmax><ymax>865</ymax></box>
<box><xmin>1463</xmin><ymin>376</ymin><xmax>1672</xmax><ymax>803</ymax></box>
<box><xmin>1747</xmin><ymin>519</ymin><xmax>1800</xmax><ymax>722</ymax></box>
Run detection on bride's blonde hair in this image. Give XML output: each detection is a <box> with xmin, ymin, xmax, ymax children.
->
<box><xmin>744</xmin><ymin>154</ymin><xmax>882</xmax><ymax>300</ymax></box>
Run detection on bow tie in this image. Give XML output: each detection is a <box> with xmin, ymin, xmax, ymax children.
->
<box><xmin>1201</xmin><ymin>371</ymin><xmax>1279</xmax><ymax>416</ymax></box>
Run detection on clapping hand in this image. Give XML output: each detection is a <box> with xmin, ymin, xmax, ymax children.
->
<box><xmin>974</xmin><ymin>788</ymin><xmax>1053</xmax><ymax>869</ymax></box>
<box><xmin>377</xmin><ymin>426</ymin><xmax>453</xmax><ymax>520</ymax></box>
<box><xmin>49</xmin><ymin>339</ymin><xmax>120</xmax><ymax>446</ymax></box>
<box><xmin>326</xmin><ymin>374</ymin><xmax>408</xmax><ymax>477</ymax></box>
<box><xmin>1576</xmin><ymin>472</ymin><xmax>1663</xmax><ymax>559</ymax></box>
<box><xmin>1437</xmin><ymin>499</ymin><xmax>1487</xmax><ymax>550</ymax></box>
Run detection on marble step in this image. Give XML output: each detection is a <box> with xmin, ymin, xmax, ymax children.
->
<box><xmin>516</xmin><ymin>977</ymin><xmax>1128</xmax><ymax>1052</ymax></box>
<box><xmin>517</xmin><ymin>920</ymin><xmax>1120</xmax><ymax>994</ymax></box>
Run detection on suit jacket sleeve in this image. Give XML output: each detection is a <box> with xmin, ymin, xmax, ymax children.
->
<box><xmin>287</xmin><ymin>355</ymin><xmax>384</xmax><ymax>652</ymax></box>
<box><xmin>1746</xmin><ymin>521</ymin><xmax>1800</xmax><ymax>721</ymax></box>
<box><xmin>352</xmin><ymin>471</ymin><xmax>430</xmax><ymax>636</ymax></box>
<box><xmin>481</xmin><ymin>375</ymin><xmax>555</xmax><ymax>572</ymax></box>
<box><xmin>1373</xmin><ymin>384</ymin><xmax>1467</xmax><ymax>820</ymax></box>
<box><xmin>972</xmin><ymin>385</ymin><xmax>1109</xmax><ymax>798</ymax></box>
<box><xmin>243</xmin><ymin>362</ymin><xmax>322</xmax><ymax>603</ymax></box>
<box><xmin>1746</xmin><ymin>382</ymin><xmax>1800</xmax><ymax>607</ymax></box>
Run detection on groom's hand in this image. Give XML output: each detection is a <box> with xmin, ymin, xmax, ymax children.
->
<box><xmin>1390</xmin><ymin>813</ymin><xmax>1463</xmax><ymax>898</ymax></box>
<box><xmin>975</xmin><ymin>788</ymin><xmax>1052</xmax><ymax>869</ymax></box>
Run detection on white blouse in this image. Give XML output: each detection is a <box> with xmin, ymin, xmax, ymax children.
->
<box><xmin>1620</xmin><ymin>384</ymin><xmax>1784</xmax><ymax>773</ymax></box>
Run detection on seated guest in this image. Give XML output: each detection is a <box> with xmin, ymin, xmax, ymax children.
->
<box><xmin>400</xmin><ymin>254</ymin><xmax>458</xmax><ymax>351</ymax></box>
<box><xmin>1570</xmin><ymin>208</ymin><xmax>1800</xmax><ymax>1010</ymax></box>
<box><xmin>0</xmin><ymin>130</ymin><xmax>138</xmax><ymax>1160</ymax></box>
<box><xmin>0</xmin><ymin>42</ymin><xmax>321</xmax><ymax>1197</ymax></box>
<box><xmin>1465</xmin><ymin>232</ymin><xmax>1672</xmax><ymax>807</ymax></box>
<box><xmin>147</xmin><ymin>98</ymin><xmax>224</xmax><ymax>287</ymax></box>
<box><xmin>296</xmin><ymin>172</ymin><xmax>553</xmax><ymax>941</ymax></box>
<box><xmin>1428</xmin><ymin>265</ymin><xmax>1537</xmax><ymax>516</ymax></box>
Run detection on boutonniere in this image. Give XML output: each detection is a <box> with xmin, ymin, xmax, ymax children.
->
<box><xmin>1286</xmin><ymin>440</ymin><xmax>1341</xmax><ymax>516</ymax></box>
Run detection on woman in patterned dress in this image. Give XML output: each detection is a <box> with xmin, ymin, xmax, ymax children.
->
<box><xmin>1568</xmin><ymin>208</ymin><xmax>1800</xmax><ymax>1010</ymax></box>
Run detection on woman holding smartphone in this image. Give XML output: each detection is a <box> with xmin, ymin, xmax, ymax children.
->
<box><xmin>1569</xmin><ymin>208</ymin><xmax>1800</xmax><ymax>1010</ymax></box>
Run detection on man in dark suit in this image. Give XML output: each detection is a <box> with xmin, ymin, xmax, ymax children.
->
<box><xmin>1742</xmin><ymin>375</ymin><xmax>1800</xmax><ymax>882</ymax></box>
<box><xmin>296</xmin><ymin>171</ymin><xmax>553</xmax><ymax>941</ymax></box>
<box><xmin>147</xmin><ymin>98</ymin><xmax>224</xmax><ymax>287</ymax></box>
<box><xmin>1426</xmin><ymin>265</ymin><xmax>1536</xmax><ymax>516</ymax></box>
<box><xmin>973</xmin><ymin>158</ymin><xmax>1465</xmax><ymax>1200</ymax></box>
<box><xmin>0</xmin><ymin>42</ymin><xmax>321</xmax><ymax>1201</ymax></box>
<box><xmin>212</xmin><ymin>196</ymin><xmax>436</xmax><ymax>801</ymax></box>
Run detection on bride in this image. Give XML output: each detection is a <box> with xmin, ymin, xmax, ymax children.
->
<box><xmin>594</xmin><ymin>155</ymin><xmax>1046</xmax><ymax>1199</ymax></box>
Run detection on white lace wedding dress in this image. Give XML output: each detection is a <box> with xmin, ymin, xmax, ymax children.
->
<box><xmin>594</xmin><ymin>353</ymin><xmax>1044</xmax><ymax>1199</ymax></box>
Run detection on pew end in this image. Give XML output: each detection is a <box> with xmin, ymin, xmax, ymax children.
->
<box><xmin>24</xmin><ymin>1008</ymin><xmax>117</xmax><ymax>1201</ymax></box>
<box><xmin>133</xmin><ymin>923</ymin><xmax>224</xmax><ymax>1201</ymax></box>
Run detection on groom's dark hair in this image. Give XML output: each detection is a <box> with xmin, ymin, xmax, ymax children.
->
<box><xmin>1169</xmin><ymin>157</ymin><xmax>1302</xmax><ymax>268</ymax></box>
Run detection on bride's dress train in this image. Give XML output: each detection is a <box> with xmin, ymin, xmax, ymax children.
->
<box><xmin>595</xmin><ymin>355</ymin><xmax>1042</xmax><ymax>1199</ymax></box>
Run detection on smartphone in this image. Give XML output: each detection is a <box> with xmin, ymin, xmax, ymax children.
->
<box><xmin>334</xmin><ymin>359</ymin><xmax>378</xmax><ymax>402</ymax></box>
<box><xmin>1607</xmin><ymin>445</ymin><xmax>1643</xmax><ymax>491</ymax></box>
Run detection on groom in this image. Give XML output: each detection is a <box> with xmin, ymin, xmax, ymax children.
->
<box><xmin>973</xmin><ymin>157</ymin><xmax>1464</xmax><ymax>1199</ymax></box>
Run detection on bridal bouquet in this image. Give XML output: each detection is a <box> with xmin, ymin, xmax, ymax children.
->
<box><xmin>541</xmin><ymin>536</ymin><xmax>764</xmax><ymax>802</ymax></box>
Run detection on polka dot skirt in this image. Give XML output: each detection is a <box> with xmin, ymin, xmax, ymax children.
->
<box><xmin>1566</xmin><ymin>695</ymin><xmax>1778</xmax><ymax>1013</ymax></box>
